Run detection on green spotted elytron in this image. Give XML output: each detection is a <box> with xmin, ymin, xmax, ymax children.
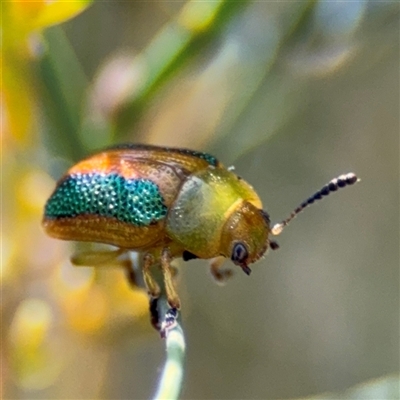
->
<box><xmin>43</xmin><ymin>144</ymin><xmax>358</xmax><ymax>332</ymax></box>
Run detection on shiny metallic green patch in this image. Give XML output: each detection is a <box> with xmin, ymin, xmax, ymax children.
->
<box><xmin>45</xmin><ymin>173</ymin><xmax>167</xmax><ymax>226</ymax></box>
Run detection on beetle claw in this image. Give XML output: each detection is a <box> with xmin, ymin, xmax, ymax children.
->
<box><xmin>160</xmin><ymin>307</ymin><xmax>179</xmax><ymax>339</ymax></box>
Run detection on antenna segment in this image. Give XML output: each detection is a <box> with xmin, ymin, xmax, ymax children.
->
<box><xmin>271</xmin><ymin>172</ymin><xmax>359</xmax><ymax>236</ymax></box>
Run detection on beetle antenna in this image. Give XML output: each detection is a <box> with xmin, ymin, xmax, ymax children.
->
<box><xmin>271</xmin><ymin>172</ymin><xmax>359</xmax><ymax>236</ymax></box>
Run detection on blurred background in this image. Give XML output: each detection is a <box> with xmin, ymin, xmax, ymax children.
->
<box><xmin>2</xmin><ymin>1</ymin><xmax>399</xmax><ymax>399</ymax></box>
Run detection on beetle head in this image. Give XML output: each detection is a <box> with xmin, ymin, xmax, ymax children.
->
<box><xmin>220</xmin><ymin>201</ymin><xmax>271</xmax><ymax>275</ymax></box>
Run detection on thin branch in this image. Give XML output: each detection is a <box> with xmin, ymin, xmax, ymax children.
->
<box><xmin>153</xmin><ymin>296</ymin><xmax>186</xmax><ymax>400</ymax></box>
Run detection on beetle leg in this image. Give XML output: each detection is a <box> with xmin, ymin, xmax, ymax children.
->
<box><xmin>169</xmin><ymin>265</ymin><xmax>179</xmax><ymax>278</ymax></box>
<box><xmin>148</xmin><ymin>296</ymin><xmax>179</xmax><ymax>338</ymax></box>
<box><xmin>161</xmin><ymin>248</ymin><xmax>181</xmax><ymax>309</ymax></box>
<box><xmin>142</xmin><ymin>253</ymin><xmax>161</xmax><ymax>299</ymax></box>
<box><xmin>123</xmin><ymin>258</ymin><xmax>139</xmax><ymax>287</ymax></box>
<box><xmin>71</xmin><ymin>248</ymin><xmax>141</xmax><ymax>286</ymax></box>
<box><xmin>71</xmin><ymin>248</ymin><xmax>126</xmax><ymax>267</ymax></box>
<box><xmin>209</xmin><ymin>256</ymin><xmax>233</xmax><ymax>284</ymax></box>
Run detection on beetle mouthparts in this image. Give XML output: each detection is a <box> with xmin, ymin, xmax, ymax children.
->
<box><xmin>241</xmin><ymin>265</ymin><xmax>252</xmax><ymax>276</ymax></box>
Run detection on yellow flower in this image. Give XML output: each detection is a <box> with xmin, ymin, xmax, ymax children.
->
<box><xmin>52</xmin><ymin>263</ymin><xmax>151</xmax><ymax>338</ymax></box>
<box><xmin>1</xmin><ymin>0</ymin><xmax>92</xmax><ymax>145</ymax></box>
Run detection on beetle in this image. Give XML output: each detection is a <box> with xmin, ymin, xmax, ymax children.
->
<box><xmin>42</xmin><ymin>144</ymin><xmax>358</xmax><ymax>328</ymax></box>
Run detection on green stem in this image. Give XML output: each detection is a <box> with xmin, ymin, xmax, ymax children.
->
<box><xmin>38</xmin><ymin>27</ymin><xmax>88</xmax><ymax>161</ymax></box>
<box><xmin>153</xmin><ymin>296</ymin><xmax>186</xmax><ymax>400</ymax></box>
<box><xmin>113</xmin><ymin>0</ymin><xmax>251</xmax><ymax>138</ymax></box>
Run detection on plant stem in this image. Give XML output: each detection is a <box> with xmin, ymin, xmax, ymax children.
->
<box><xmin>153</xmin><ymin>296</ymin><xmax>186</xmax><ymax>400</ymax></box>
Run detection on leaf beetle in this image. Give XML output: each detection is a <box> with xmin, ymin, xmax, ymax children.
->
<box><xmin>42</xmin><ymin>144</ymin><xmax>358</xmax><ymax>331</ymax></box>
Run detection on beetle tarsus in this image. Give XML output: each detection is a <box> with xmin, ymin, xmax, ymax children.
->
<box><xmin>210</xmin><ymin>256</ymin><xmax>233</xmax><ymax>284</ymax></box>
<box><xmin>160</xmin><ymin>307</ymin><xmax>179</xmax><ymax>339</ymax></box>
<box><xmin>149</xmin><ymin>297</ymin><xmax>179</xmax><ymax>338</ymax></box>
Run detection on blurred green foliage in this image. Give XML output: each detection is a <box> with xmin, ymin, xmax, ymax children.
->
<box><xmin>2</xmin><ymin>1</ymin><xmax>399</xmax><ymax>399</ymax></box>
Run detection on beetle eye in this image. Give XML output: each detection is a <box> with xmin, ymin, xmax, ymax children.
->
<box><xmin>231</xmin><ymin>242</ymin><xmax>248</xmax><ymax>264</ymax></box>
